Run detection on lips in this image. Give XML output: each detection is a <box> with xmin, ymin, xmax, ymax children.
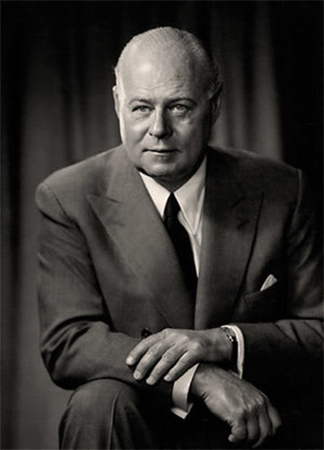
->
<box><xmin>145</xmin><ymin>148</ymin><xmax>177</xmax><ymax>153</ymax></box>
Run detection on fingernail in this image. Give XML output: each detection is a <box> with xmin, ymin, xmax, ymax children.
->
<box><xmin>164</xmin><ymin>374</ymin><xmax>171</xmax><ymax>382</ymax></box>
<box><xmin>134</xmin><ymin>371</ymin><xmax>142</xmax><ymax>380</ymax></box>
<box><xmin>146</xmin><ymin>377</ymin><xmax>155</xmax><ymax>385</ymax></box>
<box><xmin>126</xmin><ymin>357</ymin><xmax>134</xmax><ymax>365</ymax></box>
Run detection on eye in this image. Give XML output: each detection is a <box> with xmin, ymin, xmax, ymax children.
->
<box><xmin>169</xmin><ymin>104</ymin><xmax>190</xmax><ymax>115</ymax></box>
<box><xmin>132</xmin><ymin>105</ymin><xmax>152</xmax><ymax>114</ymax></box>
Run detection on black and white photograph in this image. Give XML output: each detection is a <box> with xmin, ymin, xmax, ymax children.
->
<box><xmin>2</xmin><ymin>1</ymin><xmax>323</xmax><ymax>449</ymax></box>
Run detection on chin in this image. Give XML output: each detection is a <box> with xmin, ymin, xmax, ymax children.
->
<box><xmin>143</xmin><ymin>162</ymin><xmax>178</xmax><ymax>177</ymax></box>
<box><xmin>150</xmin><ymin>168</ymin><xmax>194</xmax><ymax>190</ymax></box>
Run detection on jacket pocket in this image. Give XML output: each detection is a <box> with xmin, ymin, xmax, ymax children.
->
<box><xmin>243</xmin><ymin>281</ymin><xmax>284</xmax><ymax>321</ymax></box>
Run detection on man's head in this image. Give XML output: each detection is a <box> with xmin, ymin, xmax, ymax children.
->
<box><xmin>113</xmin><ymin>27</ymin><xmax>222</xmax><ymax>190</ymax></box>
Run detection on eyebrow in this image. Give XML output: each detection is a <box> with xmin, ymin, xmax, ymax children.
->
<box><xmin>129</xmin><ymin>98</ymin><xmax>151</xmax><ymax>104</ymax></box>
<box><xmin>129</xmin><ymin>97</ymin><xmax>197</xmax><ymax>105</ymax></box>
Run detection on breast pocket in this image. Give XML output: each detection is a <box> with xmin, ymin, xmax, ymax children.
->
<box><xmin>243</xmin><ymin>281</ymin><xmax>285</xmax><ymax>322</ymax></box>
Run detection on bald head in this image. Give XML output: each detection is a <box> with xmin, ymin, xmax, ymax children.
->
<box><xmin>114</xmin><ymin>27</ymin><xmax>222</xmax><ymax>99</ymax></box>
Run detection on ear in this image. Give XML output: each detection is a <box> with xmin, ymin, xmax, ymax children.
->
<box><xmin>112</xmin><ymin>86</ymin><xmax>120</xmax><ymax>119</ymax></box>
<box><xmin>210</xmin><ymin>82</ymin><xmax>223</xmax><ymax>125</ymax></box>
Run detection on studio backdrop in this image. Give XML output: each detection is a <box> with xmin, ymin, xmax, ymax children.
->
<box><xmin>2</xmin><ymin>1</ymin><xmax>322</xmax><ymax>448</ymax></box>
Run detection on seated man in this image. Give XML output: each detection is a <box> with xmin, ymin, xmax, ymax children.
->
<box><xmin>36</xmin><ymin>27</ymin><xmax>323</xmax><ymax>449</ymax></box>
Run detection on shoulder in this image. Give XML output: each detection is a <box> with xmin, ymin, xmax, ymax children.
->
<box><xmin>39</xmin><ymin>145</ymin><xmax>123</xmax><ymax>191</ymax></box>
<box><xmin>36</xmin><ymin>145</ymin><xmax>125</xmax><ymax>199</ymax></box>
<box><xmin>208</xmin><ymin>146</ymin><xmax>298</xmax><ymax>176</ymax></box>
<box><xmin>207</xmin><ymin>146</ymin><xmax>319</xmax><ymax>234</ymax></box>
<box><xmin>207</xmin><ymin>146</ymin><xmax>301</xmax><ymax>194</ymax></box>
<box><xmin>35</xmin><ymin>145</ymin><xmax>126</xmax><ymax>214</ymax></box>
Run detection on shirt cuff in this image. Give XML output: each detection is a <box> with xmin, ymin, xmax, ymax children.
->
<box><xmin>171</xmin><ymin>363</ymin><xmax>199</xmax><ymax>419</ymax></box>
<box><xmin>221</xmin><ymin>325</ymin><xmax>245</xmax><ymax>378</ymax></box>
<box><xmin>170</xmin><ymin>325</ymin><xmax>244</xmax><ymax>419</ymax></box>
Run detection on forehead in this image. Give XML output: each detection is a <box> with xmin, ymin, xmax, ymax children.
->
<box><xmin>119</xmin><ymin>49</ymin><xmax>205</xmax><ymax>100</ymax></box>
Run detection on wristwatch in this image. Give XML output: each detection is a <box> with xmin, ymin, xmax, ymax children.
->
<box><xmin>221</xmin><ymin>326</ymin><xmax>238</xmax><ymax>371</ymax></box>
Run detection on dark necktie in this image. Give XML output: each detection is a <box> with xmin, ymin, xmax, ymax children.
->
<box><xmin>163</xmin><ymin>193</ymin><xmax>197</xmax><ymax>300</ymax></box>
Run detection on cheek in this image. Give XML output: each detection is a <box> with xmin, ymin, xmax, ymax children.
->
<box><xmin>193</xmin><ymin>115</ymin><xmax>212</xmax><ymax>141</ymax></box>
<box><xmin>176</xmin><ymin>117</ymin><xmax>209</xmax><ymax>143</ymax></box>
<box><xmin>121</xmin><ymin>116</ymin><xmax>148</xmax><ymax>143</ymax></box>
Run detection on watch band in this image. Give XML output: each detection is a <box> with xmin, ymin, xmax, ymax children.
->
<box><xmin>221</xmin><ymin>326</ymin><xmax>238</xmax><ymax>370</ymax></box>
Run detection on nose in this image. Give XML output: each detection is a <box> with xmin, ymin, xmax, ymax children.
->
<box><xmin>148</xmin><ymin>109</ymin><xmax>172</xmax><ymax>139</ymax></box>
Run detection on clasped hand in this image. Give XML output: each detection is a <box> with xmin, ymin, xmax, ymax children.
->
<box><xmin>191</xmin><ymin>364</ymin><xmax>282</xmax><ymax>448</ymax></box>
<box><xmin>126</xmin><ymin>328</ymin><xmax>281</xmax><ymax>448</ymax></box>
<box><xmin>126</xmin><ymin>327</ymin><xmax>231</xmax><ymax>385</ymax></box>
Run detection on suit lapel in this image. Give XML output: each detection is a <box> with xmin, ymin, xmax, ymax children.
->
<box><xmin>87</xmin><ymin>148</ymin><xmax>194</xmax><ymax>329</ymax></box>
<box><xmin>195</xmin><ymin>149</ymin><xmax>263</xmax><ymax>329</ymax></box>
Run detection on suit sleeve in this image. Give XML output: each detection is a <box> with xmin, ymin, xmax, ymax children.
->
<box><xmin>35</xmin><ymin>180</ymin><xmax>172</xmax><ymax>405</ymax></box>
<box><xmin>237</xmin><ymin>170</ymin><xmax>323</xmax><ymax>401</ymax></box>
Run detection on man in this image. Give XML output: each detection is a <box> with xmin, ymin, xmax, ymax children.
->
<box><xmin>36</xmin><ymin>27</ymin><xmax>322</xmax><ymax>449</ymax></box>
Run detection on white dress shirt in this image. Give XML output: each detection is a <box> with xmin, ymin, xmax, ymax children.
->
<box><xmin>140</xmin><ymin>158</ymin><xmax>244</xmax><ymax>419</ymax></box>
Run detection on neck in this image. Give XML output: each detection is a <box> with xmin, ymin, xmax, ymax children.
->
<box><xmin>139</xmin><ymin>155</ymin><xmax>206</xmax><ymax>192</ymax></box>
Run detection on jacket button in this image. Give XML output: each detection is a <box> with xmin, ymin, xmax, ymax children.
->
<box><xmin>141</xmin><ymin>328</ymin><xmax>152</xmax><ymax>338</ymax></box>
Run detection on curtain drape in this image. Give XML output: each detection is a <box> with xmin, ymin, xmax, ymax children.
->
<box><xmin>2</xmin><ymin>1</ymin><xmax>322</xmax><ymax>448</ymax></box>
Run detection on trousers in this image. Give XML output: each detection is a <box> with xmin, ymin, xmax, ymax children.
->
<box><xmin>59</xmin><ymin>379</ymin><xmax>323</xmax><ymax>449</ymax></box>
<box><xmin>59</xmin><ymin>379</ymin><xmax>231</xmax><ymax>449</ymax></box>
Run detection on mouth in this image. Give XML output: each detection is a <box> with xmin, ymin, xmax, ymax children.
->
<box><xmin>145</xmin><ymin>148</ymin><xmax>178</xmax><ymax>154</ymax></box>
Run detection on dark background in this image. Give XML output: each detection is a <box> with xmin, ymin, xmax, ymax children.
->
<box><xmin>2</xmin><ymin>1</ymin><xmax>323</xmax><ymax>448</ymax></box>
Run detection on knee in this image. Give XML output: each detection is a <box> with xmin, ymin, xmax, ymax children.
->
<box><xmin>60</xmin><ymin>379</ymin><xmax>168</xmax><ymax>449</ymax></box>
<box><xmin>64</xmin><ymin>379</ymin><xmax>140</xmax><ymax>422</ymax></box>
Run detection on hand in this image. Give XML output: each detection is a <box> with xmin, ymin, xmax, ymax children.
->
<box><xmin>190</xmin><ymin>364</ymin><xmax>282</xmax><ymax>448</ymax></box>
<box><xmin>126</xmin><ymin>327</ymin><xmax>231</xmax><ymax>385</ymax></box>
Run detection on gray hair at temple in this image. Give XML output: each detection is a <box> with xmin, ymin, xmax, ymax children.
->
<box><xmin>114</xmin><ymin>27</ymin><xmax>223</xmax><ymax>100</ymax></box>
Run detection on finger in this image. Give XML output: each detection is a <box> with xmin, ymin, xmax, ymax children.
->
<box><xmin>163</xmin><ymin>352</ymin><xmax>198</xmax><ymax>382</ymax></box>
<box><xmin>252</xmin><ymin>405</ymin><xmax>271</xmax><ymax>448</ymax></box>
<box><xmin>267</xmin><ymin>404</ymin><xmax>282</xmax><ymax>435</ymax></box>
<box><xmin>228</xmin><ymin>418</ymin><xmax>247</xmax><ymax>444</ymax></box>
<box><xmin>252</xmin><ymin>402</ymin><xmax>281</xmax><ymax>448</ymax></box>
<box><xmin>245</xmin><ymin>410</ymin><xmax>260</xmax><ymax>445</ymax></box>
<box><xmin>126</xmin><ymin>333</ymin><xmax>163</xmax><ymax>365</ymax></box>
<box><xmin>132</xmin><ymin>340</ymin><xmax>171</xmax><ymax>381</ymax></box>
<box><xmin>146</xmin><ymin>346</ymin><xmax>186</xmax><ymax>385</ymax></box>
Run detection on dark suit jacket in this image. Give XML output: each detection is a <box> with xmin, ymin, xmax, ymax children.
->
<box><xmin>36</xmin><ymin>145</ymin><xmax>322</xmax><ymax>409</ymax></box>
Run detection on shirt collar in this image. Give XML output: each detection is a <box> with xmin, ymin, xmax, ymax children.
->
<box><xmin>139</xmin><ymin>157</ymin><xmax>206</xmax><ymax>236</ymax></box>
